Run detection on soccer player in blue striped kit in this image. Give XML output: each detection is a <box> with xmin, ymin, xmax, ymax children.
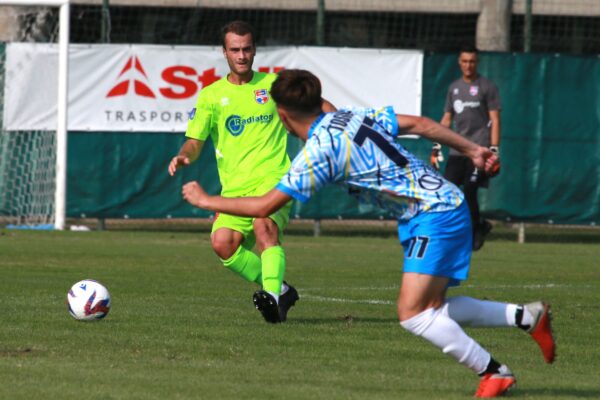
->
<box><xmin>181</xmin><ymin>69</ymin><xmax>555</xmax><ymax>398</ymax></box>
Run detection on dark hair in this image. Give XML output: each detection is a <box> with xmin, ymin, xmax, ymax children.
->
<box><xmin>271</xmin><ymin>69</ymin><xmax>322</xmax><ymax>116</ymax></box>
<box><xmin>221</xmin><ymin>20</ymin><xmax>255</xmax><ymax>48</ymax></box>
<box><xmin>459</xmin><ymin>44</ymin><xmax>478</xmax><ymax>55</ymax></box>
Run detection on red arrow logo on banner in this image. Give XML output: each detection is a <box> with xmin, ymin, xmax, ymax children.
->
<box><xmin>107</xmin><ymin>55</ymin><xmax>156</xmax><ymax>98</ymax></box>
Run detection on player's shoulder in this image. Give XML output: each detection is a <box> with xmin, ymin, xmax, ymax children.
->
<box><xmin>197</xmin><ymin>76</ymin><xmax>228</xmax><ymax>99</ymax></box>
<box><xmin>477</xmin><ymin>75</ymin><xmax>498</xmax><ymax>89</ymax></box>
<box><xmin>448</xmin><ymin>77</ymin><xmax>464</xmax><ymax>89</ymax></box>
<box><xmin>252</xmin><ymin>71</ymin><xmax>278</xmax><ymax>87</ymax></box>
<box><xmin>210</xmin><ymin>76</ymin><xmax>231</xmax><ymax>90</ymax></box>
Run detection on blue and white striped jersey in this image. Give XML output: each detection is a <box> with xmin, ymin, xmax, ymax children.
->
<box><xmin>276</xmin><ymin>106</ymin><xmax>464</xmax><ymax>221</ymax></box>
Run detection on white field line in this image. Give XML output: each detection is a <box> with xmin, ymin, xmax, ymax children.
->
<box><xmin>300</xmin><ymin>283</ymin><xmax>592</xmax><ymax>306</ymax></box>
<box><xmin>300</xmin><ymin>294</ymin><xmax>395</xmax><ymax>305</ymax></box>
<box><xmin>303</xmin><ymin>283</ymin><xmax>589</xmax><ymax>291</ymax></box>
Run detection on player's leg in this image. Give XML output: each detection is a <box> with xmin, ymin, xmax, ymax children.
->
<box><xmin>397</xmin><ymin>202</ymin><xmax>515</xmax><ymax>397</ymax></box>
<box><xmin>398</xmin><ymin>273</ymin><xmax>492</xmax><ymax>372</ymax></box>
<box><xmin>254</xmin><ymin>217</ymin><xmax>284</xmax><ymax>297</ymax></box>
<box><xmin>443</xmin><ymin>296</ymin><xmax>528</xmax><ymax>328</ymax></box>
<box><xmin>397</xmin><ymin>273</ymin><xmax>515</xmax><ymax>397</ymax></box>
<box><xmin>444</xmin><ymin>156</ymin><xmax>486</xmax><ymax>250</ymax></box>
<box><xmin>442</xmin><ymin>155</ymin><xmax>467</xmax><ymax>187</ymax></box>
<box><xmin>442</xmin><ymin>296</ymin><xmax>556</xmax><ymax>363</ymax></box>
<box><xmin>251</xmin><ymin>198</ymin><xmax>298</xmax><ymax>323</ymax></box>
<box><xmin>461</xmin><ymin>157</ymin><xmax>494</xmax><ymax>251</ymax></box>
<box><xmin>211</xmin><ymin>215</ymin><xmax>262</xmax><ymax>285</ymax></box>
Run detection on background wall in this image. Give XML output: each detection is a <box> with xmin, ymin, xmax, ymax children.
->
<box><xmin>61</xmin><ymin>51</ymin><xmax>600</xmax><ymax>225</ymax></box>
<box><xmin>2</xmin><ymin>0</ymin><xmax>600</xmax><ymax>226</ymax></box>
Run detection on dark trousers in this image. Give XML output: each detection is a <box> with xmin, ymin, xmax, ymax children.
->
<box><xmin>443</xmin><ymin>155</ymin><xmax>488</xmax><ymax>232</ymax></box>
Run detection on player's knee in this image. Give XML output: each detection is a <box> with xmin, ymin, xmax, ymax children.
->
<box><xmin>253</xmin><ymin>219</ymin><xmax>279</xmax><ymax>251</ymax></box>
<box><xmin>397</xmin><ymin>299</ymin><xmax>443</xmax><ymax>323</ymax></box>
<box><xmin>211</xmin><ymin>236</ymin><xmax>238</xmax><ymax>260</ymax></box>
<box><xmin>398</xmin><ymin>303</ymin><xmax>421</xmax><ymax>323</ymax></box>
<box><xmin>399</xmin><ymin>307</ymin><xmax>438</xmax><ymax>336</ymax></box>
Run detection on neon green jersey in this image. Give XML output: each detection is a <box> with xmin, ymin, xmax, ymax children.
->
<box><xmin>186</xmin><ymin>72</ymin><xmax>290</xmax><ymax>197</ymax></box>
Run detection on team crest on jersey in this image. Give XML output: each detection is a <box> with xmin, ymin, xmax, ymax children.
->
<box><xmin>453</xmin><ymin>88</ymin><xmax>459</xmax><ymax>95</ymax></box>
<box><xmin>469</xmin><ymin>86</ymin><xmax>479</xmax><ymax>96</ymax></box>
<box><xmin>254</xmin><ymin>89</ymin><xmax>269</xmax><ymax>104</ymax></box>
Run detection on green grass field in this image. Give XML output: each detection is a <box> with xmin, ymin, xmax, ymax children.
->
<box><xmin>1</xmin><ymin>229</ymin><xmax>599</xmax><ymax>399</ymax></box>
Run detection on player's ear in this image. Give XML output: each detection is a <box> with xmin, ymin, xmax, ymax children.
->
<box><xmin>276</xmin><ymin>106</ymin><xmax>291</xmax><ymax>129</ymax></box>
<box><xmin>276</xmin><ymin>105</ymin><xmax>286</xmax><ymax>120</ymax></box>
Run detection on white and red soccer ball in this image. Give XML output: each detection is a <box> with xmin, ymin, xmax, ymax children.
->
<box><xmin>67</xmin><ymin>279</ymin><xmax>111</xmax><ymax>321</ymax></box>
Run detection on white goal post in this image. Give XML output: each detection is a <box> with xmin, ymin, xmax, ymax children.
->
<box><xmin>0</xmin><ymin>0</ymin><xmax>69</xmax><ymax>229</ymax></box>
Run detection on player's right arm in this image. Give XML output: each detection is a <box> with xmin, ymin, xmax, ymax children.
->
<box><xmin>396</xmin><ymin>114</ymin><xmax>497</xmax><ymax>174</ymax></box>
<box><xmin>169</xmin><ymin>84</ymin><xmax>215</xmax><ymax>176</ymax></box>
<box><xmin>168</xmin><ymin>138</ymin><xmax>204</xmax><ymax>176</ymax></box>
<box><xmin>440</xmin><ymin>112</ymin><xmax>453</xmax><ymax>128</ymax></box>
<box><xmin>182</xmin><ymin>181</ymin><xmax>292</xmax><ymax>218</ymax></box>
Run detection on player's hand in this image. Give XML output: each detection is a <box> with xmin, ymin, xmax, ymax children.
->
<box><xmin>474</xmin><ymin>146</ymin><xmax>500</xmax><ymax>177</ymax></box>
<box><xmin>430</xmin><ymin>143</ymin><xmax>444</xmax><ymax>170</ymax></box>
<box><xmin>486</xmin><ymin>146</ymin><xmax>500</xmax><ymax>177</ymax></box>
<box><xmin>168</xmin><ymin>155</ymin><xmax>190</xmax><ymax>176</ymax></box>
<box><xmin>470</xmin><ymin>145</ymin><xmax>496</xmax><ymax>172</ymax></box>
<box><xmin>182</xmin><ymin>181</ymin><xmax>209</xmax><ymax>209</ymax></box>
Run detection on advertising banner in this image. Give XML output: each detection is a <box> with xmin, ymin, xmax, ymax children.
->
<box><xmin>3</xmin><ymin>44</ymin><xmax>423</xmax><ymax>132</ymax></box>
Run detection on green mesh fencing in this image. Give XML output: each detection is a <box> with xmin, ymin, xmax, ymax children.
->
<box><xmin>59</xmin><ymin>52</ymin><xmax>600</xmax><ymax>225</ymax></box>
<box><xmin>423</xmin><ymin>52</ymin><xmax>600</xmax><ymax>225</ymax></box>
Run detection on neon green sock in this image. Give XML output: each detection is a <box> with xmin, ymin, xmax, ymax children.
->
<box><xmin>221</xmin><ymin>245</ymin><xmax>262</xmax><ymax>285</ymax></box>
<box><xmin>261</xmin><ymin>246</ymin><xmax>286</xmax><ymax>295</ymax></box>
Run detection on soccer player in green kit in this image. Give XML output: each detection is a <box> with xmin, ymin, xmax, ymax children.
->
<box><xmin>169</xmin><ymin>21</ymin><xmax>306</xmax><ymax>323</ymax></box>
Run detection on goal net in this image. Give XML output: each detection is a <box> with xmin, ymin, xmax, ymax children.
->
<box><xmin>0</xmin><ymin>0</ymin><xmax>68</xmax><ymax>229</ymax></box>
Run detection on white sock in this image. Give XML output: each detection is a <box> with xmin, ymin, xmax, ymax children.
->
<box><xmin>520</xmin><ymin>306</ymin><xmax>536</xmax><ymax>328</ymax></box>
<box><xmin>442</xmin><ymin>296</ymin><xmax>519</xmax><ymax>327</ymax></box>
<box><xmin>268</xmin><ymin>292</ymin><xmax>279</xmax><ymax>303</ymax></box>
<box><xmin>280</xmin><ymin>282</ymin><xmax>289</xmax><ymax>296</ymax></box>
<box><xmin>401</xmin><ymin>307</ymin><xmax>491</xmax><ymax>374</ymax></box>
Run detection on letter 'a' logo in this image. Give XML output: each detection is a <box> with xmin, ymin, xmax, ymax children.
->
<box><xmin>107</xmin><ymin>56</ymin><xmax>156</xmax><ymax>98</ymax></box>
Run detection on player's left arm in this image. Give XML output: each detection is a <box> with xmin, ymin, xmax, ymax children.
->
<box><xmin>182</xmin><ymin>181</ymin><xmax>292</xmax><ymax>218</ymax></box>
<box><xmin>486</xmin><ymin>81</ymin><xmax>501</xmax><ymax>151</ymax></box>
<box><xmin>489</xmin><ymin>109</ymin><xmax>501</xmax><ymax>149</ymax></box>
<box><xmin>396</xmin><ymin>114</ymin><xmax>497</xmax><ymax>173</ymax></box>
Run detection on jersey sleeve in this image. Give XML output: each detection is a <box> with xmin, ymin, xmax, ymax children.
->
<box><xmin>344</xmin><ymin>106</ymin><xmax>399</xmax><ymax>137</ymax></box>
<box><xmin>486</xmin><ymin>81</ymin><xmax>501</xmax><ymax>111</ymax></box>
<box><xmin>372</xmin><ymin>106</ymin><xmax>399</xmax><ymax>137</ymax></box>
<box><xmin>276</xmin><ymin>143</ymin><xmax>334</xmax><ymax>203</ymax></box>
<box><xmin>185</xmin><ymin>88</ymin><xmax>214</xmax><ymax>141</ymax></box>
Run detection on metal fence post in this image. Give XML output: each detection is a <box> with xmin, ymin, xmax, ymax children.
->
<box><xmin>524</xmin><ymin>0</ymin><xmax>532</xmax><ymax>52</ymax></box>
<box><xmin>316</xmin><ymin>0</ymin><xmax>325</xmax><ymax>45</ymax></box>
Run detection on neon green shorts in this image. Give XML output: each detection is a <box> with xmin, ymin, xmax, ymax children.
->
<box><xmin>211</xmin><ymin>178</ymin><xmax>292</xmax><ymax>249</ymax></box>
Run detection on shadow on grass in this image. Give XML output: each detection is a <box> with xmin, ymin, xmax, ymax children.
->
<box><xmin>517</xmin><ymin>388</ymin><xmax>600</xmax><ymax>398</ymax></box>
<box><xmin>488</xmin><ymin>230</ymin><xmax>600</xmax><ymax>245</ymax></box>
<box><xmin>62</xmin><ymin>218</ymin><xmax>600</xmax><ymax>244</ymax></box>
<box><xmin>290</xmin><ymin>316</ymin><xmax>398</xmax><ymax>325</ymax></box>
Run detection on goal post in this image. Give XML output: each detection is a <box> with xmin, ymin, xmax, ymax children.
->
<box><xmin>0</xmin><ymin>0</ymin><xmax>69</xmax><ymax>230</ymax></box>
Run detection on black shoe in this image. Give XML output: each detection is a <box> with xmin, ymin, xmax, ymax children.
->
<box><xmin>253</xmin><ymin>290</ymin><xmax>281</xmax><ymax>324</ymax></box>
<box><xmin>278</xmin><ymin>282</ymin><xmax>299</xmax><ymax>322</ymax></box>
<box><xmin>472</xmin><ymin>220</ymin><xmax>493</xmax><ymax>251</ymax></box>
<box><xmin>482</xmin><ymin>219</ymin><xmax>493</xmax><ymax>235</ymax></box>
<box><xmin>472</xmin><ymin>228</ymin><xmax>485</xmax><ymax>251</ymax></box>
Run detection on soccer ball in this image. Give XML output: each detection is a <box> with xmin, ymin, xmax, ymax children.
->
<box><xmin>67</xmin><ymin>279</ymin><xmax>111</xmax><ymax>321</ymax></box>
